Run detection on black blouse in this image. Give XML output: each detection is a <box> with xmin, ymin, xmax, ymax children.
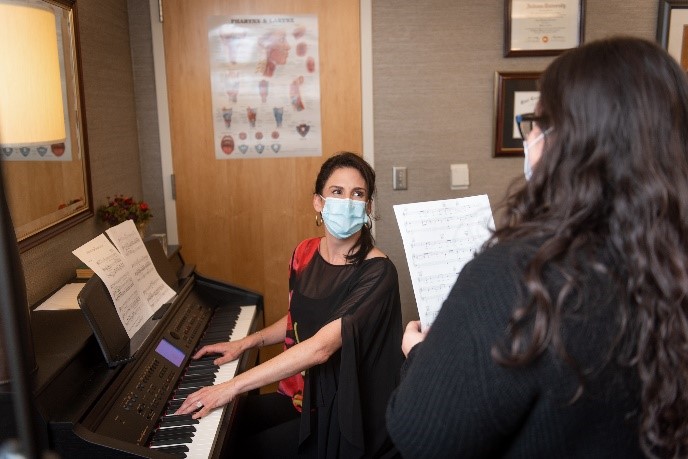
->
<box><xmin>281</xmin><ymin>238</ymin><xmax>403</xmax><ymax>458</ymax></box>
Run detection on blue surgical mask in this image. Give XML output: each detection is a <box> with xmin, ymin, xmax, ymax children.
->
<box><xmin>522</xmin><ymin>128</ymin><xmax>551</xmax><ymax>180</ymax></box>
<box><xmin>320</xmin><ymin>196</ymin><xmax>369</xmax><ymax>239</ymax></box>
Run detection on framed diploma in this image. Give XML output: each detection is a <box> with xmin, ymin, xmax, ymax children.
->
<box><xmin>657</xmin><ymin>0</ymin><xmax>688</xmax><ymax>72</ymax></box>
<box><xmin>494</xmin><ymin>72</ymin><xmax>541</xmax><ymax>157</ymax></box>
<box><xmin>504</xmin><ymin>0</ymin><xmax>585</xmax><ymax>57</ymax></box>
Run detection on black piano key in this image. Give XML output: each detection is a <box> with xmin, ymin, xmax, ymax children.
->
<box><xmin>184</xmin><ymin>365</ymin><xmax>219</xmax><ymax>375</ymax></box>
<box><xmin>159</xmin><ymin>415</ymin><xmax>200</xmax><ymax>427</ymax></box>
<box><xmin>167</xmin><ymin>399</ymin><xmax>184</xmax><ymax>410</ymax></box>
<box><xmin>178</xmin><ymin>373</ymin><xmax>216</xmax><ymax>383</ymax></box>
<box><xmin>149</xmin><ymin>435</ymin><xmax>194</xmax><ymax>447</ymax></box>
<box><xmin>153</xmin><ymin>426</ymin><xmax>196</xmax><ymax>438</ymax></box>
<box><xmin>152</xmin><ymin>427</ymin><xmax>196</xmax><ymax>440</ymax></box>
<box><xmin>184</xmin><ymin>363</ymin><xmax>217</xmax><ymax>373</ymax></box>
<box><xmin>178</xmin><ymin>378</ymin><xmax>215</xmax><ymax>389</ymax></box>
<box><xmin>188</xmin><ymin>354</ymin><xmax>220</xmax><ymax>367</ymax></box>
<box><xmin>150</xmin><ymin>445</ymin><xmax>189</xmax><ymax>457</ymax></box>
<box><xmin>202</xmin><ymin>329</ymin><xmax>232</xmax><ymax>338</ymax></box>
<box><xmin>174</xmin><ymin>386</ymin><xmax>205</xmax><ymax>397</ymax></box>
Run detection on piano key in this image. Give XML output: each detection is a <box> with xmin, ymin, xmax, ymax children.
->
<box><xmin>149</xmin><ymin>305</ymin><xmax>256</xmax><ymax>459</ymax></box>
<box><xmin>151</xmin><ymin>426</ymin><xmax>196</xmax><ymax>439</ymax></box>
<box><xmin>152</xmin><ymin>445</ymin><xmax>189</xmax><ymax>457</ymax></box>
<box><xmin>159</xmin><ymin>415</ymin><xmax>200</xmax><ymax>427</ymax></box>
<box><xmin>150</xmin><ymin>434</ymin><xmax>194</xmax><ymax>447</ymax></box>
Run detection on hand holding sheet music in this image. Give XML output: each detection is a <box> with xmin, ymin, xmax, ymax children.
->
<box><xmin>394</xmin><ymin>195</ymin><xmax>494</xmax><ymax>331</ymax></box>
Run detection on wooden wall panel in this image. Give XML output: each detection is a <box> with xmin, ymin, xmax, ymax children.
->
<box><xmin>161</xmin><ymin>0</ymin><xmax>362</xmax><ymax>371</ymax></box>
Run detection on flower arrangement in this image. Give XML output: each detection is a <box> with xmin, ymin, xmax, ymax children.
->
<box><xmin>97</xmin><ymin>195</ymin><xmax>152</xmax><ymax>226</ymax></box>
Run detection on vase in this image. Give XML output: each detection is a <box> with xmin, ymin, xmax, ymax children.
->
<box><xmin>136</xmin><ymin>222</ymin><xmax>148</xmax><ymax>239</ymax></box>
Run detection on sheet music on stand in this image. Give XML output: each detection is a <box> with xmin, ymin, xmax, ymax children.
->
<box><xmin>72</xmin><ymin>220</ymin><xmax>176</xmax><ymax>338</ymax></box>
<box><xmin>394</xmin><ymin>195</ymin><xmax>494</xmax><ymax>331</ymax></box>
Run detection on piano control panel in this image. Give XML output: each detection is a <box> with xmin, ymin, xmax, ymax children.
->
<box><xmin>94</xmin><ymin>296</ymin><xmax>217</xmax><ymax>445</ymax></box>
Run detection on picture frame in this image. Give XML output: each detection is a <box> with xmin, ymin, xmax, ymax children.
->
<box><xmin>657</xmin><ymin>0</ymin><xmax>688</xmax><ymax>71</ymax></box>
<box><xmin>493</xmin><ymin>72</ymin><xmax>541</xmax><ymax>157</ymax></box>
<box><xmin>504</xmin><ymin>0</ymin><xmax>585</xmax><ymax>57</ymax></box>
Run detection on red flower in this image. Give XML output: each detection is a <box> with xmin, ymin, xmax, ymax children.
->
<box><xmin>97</xmin><ymin>194</ymin><xmax>152</xmax><ymax>226</ymax></box>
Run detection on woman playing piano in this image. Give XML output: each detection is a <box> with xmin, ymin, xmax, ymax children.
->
<box><xmin>176</xmin><ymin>152</ymin><xmax>403</xmax><ymax>458</ymax></box>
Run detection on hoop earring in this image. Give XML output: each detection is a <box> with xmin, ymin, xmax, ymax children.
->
<box><xmin>365</xmin><ymin>213</ymin><xmax>373</xmax><ymax>230</ymax></box>
<box><xmin>315</xmin><ymin>213</ymin><xmax>323</xmax><ymax>227</ymax></box>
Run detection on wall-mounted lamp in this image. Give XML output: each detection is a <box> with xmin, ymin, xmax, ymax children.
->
<box><xmin>0</xmin><ymin>2</ymin><xmax>66</xmax><ymax>156</ymax></box>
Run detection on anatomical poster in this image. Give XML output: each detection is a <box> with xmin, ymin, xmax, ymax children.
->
<box><xmin>208</xmin><ymin>14</ymin><xmax>322</xmax><ymax>159</ymax></box>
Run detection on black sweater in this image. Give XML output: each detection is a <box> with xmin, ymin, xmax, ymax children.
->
<box><xmin>386</xmin><ymin>240</ymin><xmax>645</xmax><ymax>458</ymax></box>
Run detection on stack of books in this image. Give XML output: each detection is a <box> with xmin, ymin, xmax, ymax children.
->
<box><xmin>75</xmin><ymin>264</ymin><xmax>94</xmax><ymax>279</ymax></box>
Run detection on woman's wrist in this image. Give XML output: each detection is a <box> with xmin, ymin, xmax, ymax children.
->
<box><xmin>252</xmin><ymin>330</ymin><xmax>265</xmax><ymax>348</ymax></box>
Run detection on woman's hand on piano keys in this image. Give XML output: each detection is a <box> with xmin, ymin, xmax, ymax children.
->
<box><xmin>193</xmin><ymin>341</ymin><xmax>246</xmax><ymax>366</ymax></box>
<box><xmin>175</xmin><ymin>381</ymin><xmax>237</xmax><ymax>419</ymax></box>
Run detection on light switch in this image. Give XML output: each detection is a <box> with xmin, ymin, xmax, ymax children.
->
<box><xmin>393</xmin><ymin>166</ymin><xmax>408</xmax><ymax>190</ymax></box>
<box><xmin>451</xmin><ymin>164</ymin><xmax>469</xmax><ymax>190</ymax></box>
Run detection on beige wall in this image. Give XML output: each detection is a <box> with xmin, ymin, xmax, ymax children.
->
<box><xmin>371</xmin><ymin>0</ymin><xmax>658</xmax><ymax>324</ymax></box>
<box><xmin>19</xmin><ymin>0</ymin><xmax>659</xmax><ymax>322</ymax></box>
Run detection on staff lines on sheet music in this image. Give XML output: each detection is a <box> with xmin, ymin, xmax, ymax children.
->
<box><xmin>417</xmin><ymin>271</ymin><xmax>457</xmax><ymax>284</ymax></box>
<box><xmin>411</xmin><ymin>248</ymin><xmax>476</xmax><ymax>267</ymax></box>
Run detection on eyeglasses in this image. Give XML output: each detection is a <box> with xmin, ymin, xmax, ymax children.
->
<box><xmin>515</xmin><ymin>113</ymin><xmax>547</xmax><ymax>140</ymax></box>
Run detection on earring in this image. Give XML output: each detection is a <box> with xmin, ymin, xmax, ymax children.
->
<box><xmin>315</xmin><ymin>213</ymin><xmax>323</xmax><ymax>227</ymax></box>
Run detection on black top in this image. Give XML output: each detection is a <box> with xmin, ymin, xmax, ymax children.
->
<box><xmin>386</xmin><ymin>239</ymin><xmax>644</xmax><ymax>458</ymax></box>
<box><xmin>281</xmin><ymin>238</ymin><xmax>403</xmax><ymax>458</ymax></box>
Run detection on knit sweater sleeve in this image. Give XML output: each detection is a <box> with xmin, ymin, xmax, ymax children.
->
<box><xmin>386</xmin><ymin>244</ymin><xmax>539</xmax><ymax>458</ymax></box>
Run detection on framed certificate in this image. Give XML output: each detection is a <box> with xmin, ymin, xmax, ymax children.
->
<box><xmin>657</xmin><ymin>0</ymin><xmax>688</xmax><ymax>72</ymax></box>
<box><xmin>493</xmin><ymin>72</ymin><xmax>541</xmax><ymax>157</ymax></box>
<box><xmin>504</xmin><ymin>0</ymin><xmax>585</xmax><ymax>57</ymax></box>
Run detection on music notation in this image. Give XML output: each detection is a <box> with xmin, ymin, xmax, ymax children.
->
<box><xmin>394</xmin><ymin>195</ymin><xmax>494</xmax><ymax>331</ymax></box>
<box><xmin>73</xmin><ymin>220</ymin><xmax>176</xmax><ymax>338</ymax></box>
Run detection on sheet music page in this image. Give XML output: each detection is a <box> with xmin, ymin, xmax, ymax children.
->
<box><xmin>34</xmin><ymin>283</ymin><xmax>85</xmax><ymax>311</ymax></box>
<box><xmin>105</xmin><ymin>220</ymin><xmax>176</xmax><ymax>313</ymax></box>
<box><xmin>72</xmin><ymin>234</ymin><xmax>151</xmax><ymax>337</ymax></box>
<box><xmin>394</xmin><ymin>195</ymin><xmax>494</xmax><ymax>331</ymax></box>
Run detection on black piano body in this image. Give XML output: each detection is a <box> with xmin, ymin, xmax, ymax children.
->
<box><xmin>0</xmin><ymin>240</ymin><xmax>264</xmax><ymax>458</ymax></box>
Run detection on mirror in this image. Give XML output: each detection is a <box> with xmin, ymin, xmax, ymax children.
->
<box><xmin>0</xmin><ymin>0</ymin><xmax>92</xmax><ymax>252</ymax></box>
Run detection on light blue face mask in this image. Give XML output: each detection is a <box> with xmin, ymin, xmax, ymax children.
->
<box><xmin>320</xmin><ymin>196</ymin><xmax>369</xmax><ymax>239</ymax></box>
<box><xmin>522</xmin><ymin>128</ymin><xmax>551</xmax><ymax>180</ymax></box>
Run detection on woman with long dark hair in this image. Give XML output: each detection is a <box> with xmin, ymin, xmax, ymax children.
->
<box><xmin>176</xmin><ymin>152</ymin><xmax>402</xmax><ymax>458</ymax></box>
<box><xmin>386</xmin><ymin>37</ymin><xmax>688</xmax><ymax>458</ymax></box>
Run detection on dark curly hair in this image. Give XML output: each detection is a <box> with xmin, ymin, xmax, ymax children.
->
<box><xmin>488</xmin><ymin>37</ymin><xmax>688</xmax><ymax>458</ymax></box>
<box><xmin>314</xmin><ymin>151</ymin><xmax>376</xmax><ymax>264</ymax></box>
